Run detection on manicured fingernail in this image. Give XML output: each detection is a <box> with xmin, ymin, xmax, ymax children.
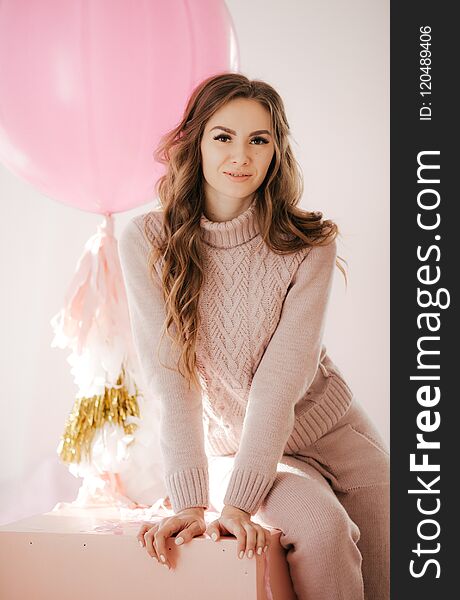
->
<box><xmin>138</xmin><ymin>540</ymin><xmax>144</xmax><ymax>548</ymax></box>
<box><xmin>248</xmin><ymin>550</ymin><xmax>254</xmax><ymax>559</ymax></box>
<box><xmin>160</xmin><ymin>554</ymin><xmax>166</xmax><ymax>563</ymax></box>
<box><xmin>257</xmin><ymin>547</ymin><xmax>262</xmax><ymax>555</ymax></box>
<box><xmin>211</xmin><ymin>532</ymin><xmax>218</xmax><ymax>541</ymax></box>
<box><xmin>239</xmin><ymin>550</ymin><xmax>244</xmax><ymax>559</ymax></box>
<box><xmin>263</xmin><ymin>545</ymin><xmax>268</xmax><ymax>553</ymax></box>
<box><xmin>175</xmin><ymin>537</ymin><xmax>184</xmax><ymax>545</ymax></box>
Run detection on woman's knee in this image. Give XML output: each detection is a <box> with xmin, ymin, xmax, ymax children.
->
<box><xmin>258</xmin><ymin>471</ymin><xmax>361</xmax><ymax>551</ymax></box>
<box><xmin>294</xmin><ymin>496</ymin><xmax>361</xmax><ymax>553</ymax></box>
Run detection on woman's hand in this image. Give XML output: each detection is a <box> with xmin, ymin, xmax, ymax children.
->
<box><xmin>137</xmin><ymin>506</ymin><xmax>206</xmax><ymax>569</ymax></box>
<box><xmin>205</xmin><ymin>505</ymin><xmax>271</xmax><ymax>560</ymax></box>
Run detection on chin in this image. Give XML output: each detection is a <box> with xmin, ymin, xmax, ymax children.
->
<box><xmin>223</xmin><ymin>184</ymin><xmax>258</xmax><ymax>196</ymax></box>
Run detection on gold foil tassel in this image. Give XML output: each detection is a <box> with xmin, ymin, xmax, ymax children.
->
<box><xmin>58</xmin><ymin>367</ymin><xmax>141</xmax><ymax>464</ymax></box>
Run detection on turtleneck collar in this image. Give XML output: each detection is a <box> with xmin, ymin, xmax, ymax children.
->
<box><xmin>200</xmin><ymin>198</ymin><xmax>259</xmax><ymax>248</ymax></box>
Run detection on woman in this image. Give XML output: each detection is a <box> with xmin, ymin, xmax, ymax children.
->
<box><xmin>118</xmin><ymin>72</ymin><xmax>389</xmax><ymax>599</ymax></box>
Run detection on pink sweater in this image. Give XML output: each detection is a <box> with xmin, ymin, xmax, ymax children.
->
<box><xmin>118</xmin><ymin>198</ymin><xmax>353</xmax><ymax>515</ymax></box>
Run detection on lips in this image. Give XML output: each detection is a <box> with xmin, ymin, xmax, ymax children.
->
<box><xmin>224</xmin><ymin>172</ymin><xmax>252</xmax><ymax>183</ymax></box>
<box><xmin>224</xmin><ymin>171</ymin><xmax>251</xmax><ymax>177</ymax></box>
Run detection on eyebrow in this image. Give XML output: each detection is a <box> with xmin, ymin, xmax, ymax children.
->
<box><xmin>209</xmin><ymin>125</ymin><xmax>272</xmax><ymax>137</ymax></box>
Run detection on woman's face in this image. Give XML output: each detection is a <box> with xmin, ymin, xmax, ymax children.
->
<box><xmin>200</xmin><ymin>98</ymin><xmax>275</xmax><ymax>207</ymax></box>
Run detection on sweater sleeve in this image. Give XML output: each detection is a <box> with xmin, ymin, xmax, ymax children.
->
<box><xmin>118</xmin><ymin>217</ymin><xmax>209</xmax><ymax>514</ymax></box>
<box><xmin>223</xmin><ymin>239</ymin><xmax>338</xmax><ymax>515</ymax></box>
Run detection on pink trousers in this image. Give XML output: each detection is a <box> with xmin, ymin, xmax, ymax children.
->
<box><xmin>209</xmin><ymin>398</ymin><xmax>390</xmax><ymax>600</ymax></box>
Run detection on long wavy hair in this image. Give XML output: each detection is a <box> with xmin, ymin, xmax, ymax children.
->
<box><xmin>144</xmin><ymin>72</ymin><xmax>347</xmax><ymax>391</ymax></box>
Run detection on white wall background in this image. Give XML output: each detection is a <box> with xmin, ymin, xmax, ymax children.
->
<box><xmin>0</xmin><ymin>0</ymin><xmax>389</xmax><ymax>525</ymax></box>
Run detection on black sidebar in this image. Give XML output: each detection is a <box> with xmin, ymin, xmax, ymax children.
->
<box><xmin>391</xmin><ymin>2</ymin><xmax>457</xmax><ymax>597</ymax></box>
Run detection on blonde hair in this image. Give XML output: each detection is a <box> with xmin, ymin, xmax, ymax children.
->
<box><xmin>144</xmin><ymin>72</ymin><xmax>346</xmax><ymax>391</ymax></box>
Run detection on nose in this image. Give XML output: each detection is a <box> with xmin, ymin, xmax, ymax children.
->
<box><xmin>230</xmin><ymin>143</ymin><xmax>250</xmax><ymax>166</ymax></box>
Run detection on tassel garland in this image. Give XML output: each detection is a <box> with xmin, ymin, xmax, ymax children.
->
<box><xmin>57</xmin><ymin>366</ymin><xmax>140</xmax><ymax>464</ymax></box>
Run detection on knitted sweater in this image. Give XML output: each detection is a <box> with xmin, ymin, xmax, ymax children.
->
<box><xmin>118</xmin><ymin>198</ymin><xmax>353</xmax><ymax>515</ymax></box>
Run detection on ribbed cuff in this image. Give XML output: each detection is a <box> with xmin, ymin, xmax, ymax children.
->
<box><xmin>165</xmin><ymin>466</ymin><xmax>209</xmax><ymax>514</ymax></box>
<box><xmin>223</xmin><ymin>467</ymin><xmax>276</xmax><ymax>515</ymax></box>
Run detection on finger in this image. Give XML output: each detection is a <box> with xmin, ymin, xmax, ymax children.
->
<box><xmin>263</xmin><ymin>527</ymin><xmax>271</xmax><ymax>554</ymax></box>
<box><xmin>206</xmin><ymin>519</ymin><xmax>221</xmax><ymax>542</ymax></box>
<box><xmin>254</xmin><ymin>524</ymin><xmax>267</xmax><ymax>556</ymax></box>
<box><xmin>137</xmin><ymin>521</ymin><xmax>155</xmax><ymax>542</ymax></box>
<box><xmin>155</xmin><ymin>518</ymin><xmax>181</xmax><ymax>567</ymax></box>
<box><xmin>242</xmin><ymin>522</ymin><xmax>257</xmax><ymax>558</ymax></box>
<box><xmin>175</xmin><ymin>521</ymin><xmax>204</xmax><ymax>545</ymax></box>
<box><xmin>137</xmin><ymin>523</ymin><xmax>150</xmax><ymax>547</ymax></box>
<box><xmin>230</xmin><ymin>523</ymin><xmax>247</xmax><ymax>560</ymax></box>
<box><xmin>143</xmin><ymin>525</ymin><xmax>160</xmax><ymax>561</ymax></box>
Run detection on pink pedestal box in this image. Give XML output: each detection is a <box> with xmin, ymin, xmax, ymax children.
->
<box><xmin>0</xmin><ymin>506</ymin><xmax>296</xmax><ymax>600</ymax></box>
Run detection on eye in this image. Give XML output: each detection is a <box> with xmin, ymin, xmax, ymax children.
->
<box><xmin>213</xmin><ymin>134</ymin><xmax>231</xmax><ymax>142</ymax></box>
<box><xmin>251</xmin><ymin>136</ymin><xmax>269</xmax><ymax>145</ymax></box>
<box><xmin>212</xmin><ymin>134</ymin><xmax>269</xmax><ymax>145</ymax></box>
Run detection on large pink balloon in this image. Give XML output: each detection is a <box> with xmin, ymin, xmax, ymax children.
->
<box><xmin>0</xmin><ymin>1</ymin><xmax>239</xmax><ymax>214</ymax></box>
